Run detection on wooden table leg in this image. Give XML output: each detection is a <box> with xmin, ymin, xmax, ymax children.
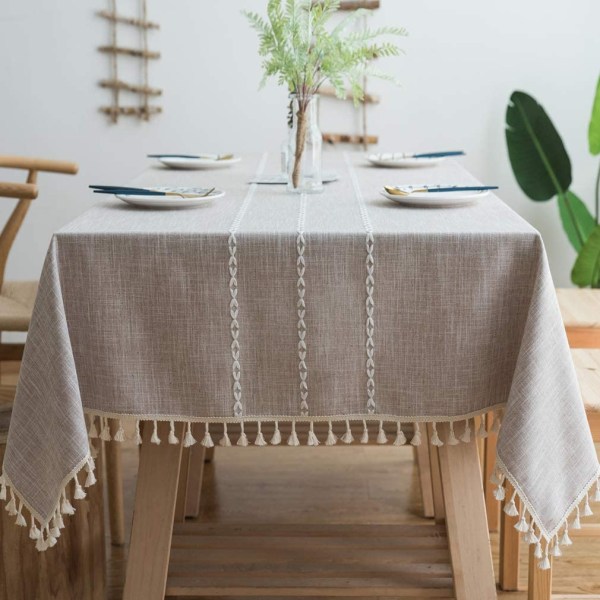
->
<box><xmin>414</xmin><ymin>436</ymin><xmax>435</xmax><ymax>518</ymax></box>
<box><xmin>499</xmin><ymin>481</ymin><xmax>521</xmax><ymax>591</ymax></box>
<box><xmin>106</xmin><ymin>418</ymin><xmax>125</xmax><ymax>546</ymax></box>
<box><xmin>426</xmin><ymin>423</ymin><xmax>446</xmax><ymax>523</ymax></box>
<box><xmin>123</xmin><ymin>421</ymin><xmax>184</xmax><ymax>600</ymax></box>
<box><xmin>528</xmin><ymin>544</ymin><xmax>552</xmax><ymax>600</ymax></box>
<box><xmin>484</xmin><ymin>412</ymin><xmax>500</xmax><ymax>532</ymax></box>
<box><xmin>184</xmin><ymin>444</ymin><xmax>206</xmax><ymax>519</ymax></box>
<box><xmin>437</xmin><ymin>422</ymin><xmax>496</xmax><ymax>600</ymax></box>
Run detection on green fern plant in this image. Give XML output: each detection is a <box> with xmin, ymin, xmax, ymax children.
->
<box><xmin>244</xmin><ymin>0</ymin><xmax>406</xmax><ymax>188</ymax></box>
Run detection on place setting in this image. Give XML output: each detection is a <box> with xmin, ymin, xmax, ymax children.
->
<box><xmin>147</xmin><ymin>153</ymin><xmax>241</xmax><ymax>170</ymax></box>
<box><xmin>367</xmin><ymin>149</ymin><xmax>465</xmax><ymax>168</ymax></box>
<box><xmin>381</xmin><ymin>183</ymin><xmax>499</xmax><ymax>207</ymax></box>
<box><xmin>89</xmin><ymin>184</ymin><xmax>224</xmax><ymax>208</ymax></box>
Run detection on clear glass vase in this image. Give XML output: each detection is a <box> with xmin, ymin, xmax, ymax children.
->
<box><xmin>287</xmin><ymin>94</ymin><xmax>323</xmax><ymax>194</ymax></box>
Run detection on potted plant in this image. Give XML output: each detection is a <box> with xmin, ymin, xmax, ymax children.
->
<box><xmin>506</xmin><ymin>77</ymin><xmax>600</xmax><ymax>286</ymax></box>
<box><xmin>245</xmin><ymin>0</ymin><xmax>406</xmax><ymax>193</ymax></box>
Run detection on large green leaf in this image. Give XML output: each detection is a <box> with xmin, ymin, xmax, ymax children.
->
<box><xmin>589</xmin><ymin>76</ymin><xmax>600</xmax><ymax>155</ymax></box>
<box><xmin>558</xmin><ymin>191</ymin><xmax>596</xmax><ymax>252</ymax></box>
<box><xmin>572</xmin><ymin>224</ymin><xmax>600</xmax><ymax>287</ymax></box>
<box><xmin>506</xmin><ymin>91</ymin><xmax>572</xmax><ymax>201</ymax></box>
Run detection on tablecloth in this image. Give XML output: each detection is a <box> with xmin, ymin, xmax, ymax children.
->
<box><xmin>2</xmin><ymin>151</ymin><xmax>598</xmax><ymax>565</ymax></box>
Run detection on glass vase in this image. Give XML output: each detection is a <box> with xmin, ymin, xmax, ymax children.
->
<box><xmin>287</xmin><ymin>94</ymin><xmax>323</xmax><ymax>194</ymax></box>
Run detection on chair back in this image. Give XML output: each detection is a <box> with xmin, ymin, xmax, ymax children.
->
<box><xmin>0</xmin><ymin>156</ymin><xmax>78</xmax><ymax>287</ymax></box>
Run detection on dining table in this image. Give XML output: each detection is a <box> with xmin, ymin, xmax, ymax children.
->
<box><xmin>1</xmin><ymin>151</ymin><xmax>599</xmax><ymax>599</ymax></box>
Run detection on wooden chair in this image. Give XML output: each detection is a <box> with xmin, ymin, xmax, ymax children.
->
<box><xmin>0</xmin><ymin>156</ymin><xmax>125</xmax><ymax>546</ymax></box>
<box><xmin>0</xmin><ymin>398</ymin><xmax>106</xmax><ymax>600</ymax></box>
<box><xmin>498</xmin><ymin>289</ymin><xmax>600</xmax><ymax>599</ymax></box>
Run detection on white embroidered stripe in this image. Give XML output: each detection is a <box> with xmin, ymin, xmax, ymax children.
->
<box><xmin>227</xmin><ymin>153</ymin><xmax>269</xmax><ymax>417</ymax></box>
<box><xmin>297</xmin><ymin>193</ymin><xmax>309</xmax><ymax>416</ymax></box>
<box><xmin>344</xmin><ymin>152</ymin><xmax>376</xmax><ymax>415</ymax></box>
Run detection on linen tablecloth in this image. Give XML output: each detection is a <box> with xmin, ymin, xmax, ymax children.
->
<box><xmin>2</xmin><ymin>152</ymin><xmax>599</xmax><ymax>563</ymax></box>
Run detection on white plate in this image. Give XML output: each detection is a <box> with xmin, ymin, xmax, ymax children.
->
<box><xmin>250</xmin><ymin>172</ymin><xmax>339</xmax><ymax>184</ymax></box>
<box><xmin>116</xmin><ymin>187</ymin><xmax>224</xmax><ymax>209</ymax></box>
<box><xmin>367</xmin><ymin>153</ymin><xmax>445</xmax><ymax>168</ymax></box>
<box><xmin>380</xmin><ymin>188</ymin><xmax>489</xmax><ymax>208</ymax></box>
<box><xmin>157</xmin><ymin>156</ymin><xmax>241</xmax><ymax>170</ymax></box>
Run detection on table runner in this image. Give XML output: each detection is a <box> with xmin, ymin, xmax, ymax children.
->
<box><xmin>1</xmin><ymin>152</ymin><xmax>599</xmax><ymax>567</ymax></box>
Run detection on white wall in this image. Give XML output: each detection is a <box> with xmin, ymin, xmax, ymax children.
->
<box><xmin>1</xmin><ymin>0</ymin><xmax>599</xmax><ymax>286</ymax></box>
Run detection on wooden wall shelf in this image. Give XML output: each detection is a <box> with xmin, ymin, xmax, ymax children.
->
<box><xmin>323</xmin><ymin>132</ymin><xmax>379</xmax><ymax>145</ymax></box>
<box><xmin>98</xmin><ymin>46</ymin><xmax>160</xmax><ymax>59</ymax></box>
<box><xmin>96</xmin><ymin>10</ymin><xmax>159</xmax><ymax>29</ymax></box>
<box><xmin>99</xmin><ymin>79</ymin><xmax>162</xmax><ymax>96</ymax></box>
<box><xmin>339</xmin><ymin>0</ymin><xmax>381</xmax><ymax>10</ymax></box>
<box><xmin>319</xmin><ymin>85</ymin><xmax>380</xmax><ymax>104</ymax></box>
<box><xmin>100</xmin><ymin>106</ymin><xmax>162</xmax><ymax>117</ymax></box>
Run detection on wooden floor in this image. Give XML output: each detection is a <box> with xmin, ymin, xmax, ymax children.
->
<box><xmin>106</xmin><ymin>439</ymin><xmax>600</xmax><ymax>599</ymax></box>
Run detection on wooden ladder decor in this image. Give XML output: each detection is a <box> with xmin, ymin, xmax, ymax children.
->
<box><xmin>97</xmin><ymin>0</ymin><xmax>162</xmax><ymax>122</ymax></box>
<box><xmin>321</xmin><ymin>0</ymin><xmax>381</xmax><ymax>150</ymax></box>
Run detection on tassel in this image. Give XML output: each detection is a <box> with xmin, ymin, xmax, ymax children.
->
<box><xmin>46</xmin><ymin>525</ymin><xmax>57</xmax><ymax>548</ymax></box>
<box><xmin>113</xmin><ymin>420</ymin><xmax>125</xmax><ymax>442</ymax></box>
<box><xmin>460</xmin><ymin>419</ymin><xmax>471</xmax><ymax>443</ymax></box>
<box><xmin>73</xmin><ymin>476</ymin><xmax>86</xmax><ymax>500</ymax></box>
<box><xmin>15</xmin><ymin>501</ymin><xmax>26</xmax><ymax>527</ymax></box>
<box><xmin>287</xmin><ymin>421</ymin><xmax>300</xmax><ymax>447</ymax></box>
<box><xmin>5</xmin><ymin>489</ymin><xmax>17</xmax><ymax>516</ymax></box>
<box><xmin>504</xmin><ymin>489</ymin><xmax>519</xmax><ymax>517</ymax></box>
<box><xmin>270</xmin><ymin>421</ymin><xmax>282</xmax><ymax>446</ymax></box>
<box><xmin>341</xmin><ymin>419</ymin><xmax>354</xmax><ymax>444</ymax></box>
<box><xmin>183</xmin><ymin>422</ymin><xmax>197</xmax><ymax>448</ymax></box>
<box><xmin>88</xmin><ymin>416</ymin><xmax>99</xmax><ymax>439</ymax></box>
<box><xmin>254</xmin><ymin>422</ymin><xmax>268</xmax><ymax>447</ymax></box>
<box><xmin>490</xmin><ymin>469</ymin><xmax>503</xmax><ymax>486</ymax></box>
<box><xmin>411</xmin><ymin>422</ymin><xmax>422</xmax><ymax>446</ymax></box>
<box><xmin>514</xmin><ymin>506</ymin><xmax>529</xmax><ymax>533</ymax></box>
<box><xmin>0</xmin><ymin>476</ymin><xmax>6</xmax><ymax>501</ymax></box>
<box><xmin>35</xmin><ymin>529</ymin><xmax>47</xmax><ymax>552</ymax></box>
<box><xmin>201</xmin><ymin>423</ymin><xmax>215</xmax><ymax>448</ymax></box>
<box><xmin>150</xmin><ymin>420</ymin><xmax>161</xmax><ymax>445</ymax></box>
<box><xmin>360</xmin><ymin>420</ymin><xmax>369</xmax><ymax>444</ymax></box>
<box><xmin>447</xmin><ymin>421</ymin><xmax>459</xmax><ymax>445</ymax></box>
<box><xmin>134</xmin><ymin>420</ymin><xmax>143</xmax><ymax>445</ymax></box>
<box><xmin>551</xmin><ymin>537</ymin><xmax>562</xmax><ymax>557</ymax></box>
<box><xmin>307</xmin><ymin>422</ymin><xmax>320</xmax><ymax>446</ymax></box>
<box><xmin>583</xmin><ymin>493</ymin><xmax>593</xmax><ymax>517</ymax></box>
<box><xmin>237</xmin><ymin>422</ymin><xmax>249</xmax><ymax>447</ymax></box>
<box><xmin>493</xmin><ymin>483</ymin><xmax>506</xmax><ymax>501</ymax></box>
<box><xmin>85</xmin><ymin>460</ymin><xmax>96</xmax><ymax>487</ymax></box>
<box><xmin>393</xmin><ymin>421</ymin><xmax>406</xmax><ymax>446</ymax></box>
<box><xmin>476</xmin><ymin>417</ymin><xmax>488</xmax><ymax>439</ymax></box>
<box><xmin>50</xmin><ymin>512</ymin><xmax>61</xmax><ymax>538</ymax></box>
<box><xmin>560</xmin><ymin>524</ymin><xmax>573</xmax><ymax>546</ymax></box>
<box><xmin>325</xmin><ymin>421</ymin><xmax>337</xmax><ymax>446</ymax></box>
<box><xmin>168</xmin><ymin>421</ymin><xmax>179</xmax><ymax>445</ymax></box>
<box><xmin>571</xmin><ymin>506</ymin><xmax>581</xmax><ymax>529</ymax></box>
<box><xmin>534</xmin><ymin>540</ymin><xmax>543</xmax><ymax>559</ymax></box>
<box><xmin>61</xmin><ymin>491</ymin><xmax>75</xmax><ymax>516</ymax></box>
<box><xmin>594</xmin><ymin>479</ymin><xmax>600</xmax><ymax>503</ymax></box>
<box><xmin>220</xmin><ymin>422</ymin><xmax>232</xmax><ymax>447</ymax></box>
<box><xmin>528</xmin><ymin>523</ymin><xmax>540</xmax><ymax>545</ymax></box>
<box><xmin>538</xmin><ymin>545</ymin><xmax>551</xmax><ymax>570</ymax></box>
<box><xmin>99</xmin><ymin>417</ymin><xmax>111</xmax><ymax>442</ymax></box>
<box><xmin>430</xmin><ymin>422</ymin><xmax>443</xmax><ymax>446</ymax></box>
<box><xmin>29</xmin><ymin>515</ymin><xmax>41</xmax><ymax>540</ymax></box>
<box><xmin>491</xmin><ymin>411</ymin><xmax>501</xmax><ymax>433</ymax></box>
<box><xmin>376</xmin><ymin>421</ymin><xmax>388</xmax><ymax>444</ymax></box>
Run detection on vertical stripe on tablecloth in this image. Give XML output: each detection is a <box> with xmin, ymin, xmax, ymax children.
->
<box><xmin>297</xmin><ymin>194</ymin><xmax>309</xmax><ymax>415</ymax></box>
<box><xmin>344</xmin><ymin>152</ymin><xmax>376</xmax><ymax>414</ymax></box>
<box><xmin>227</xmin><ymin>153</ymin><xmax>268</xmax><ymax>417</ymax></box>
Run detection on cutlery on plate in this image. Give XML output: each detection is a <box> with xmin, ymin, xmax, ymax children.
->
<box><xmin>147</xmin><ymin>153</ymin><xmax>234</xmax><ymax>160</ymax></box>
<box><xmin>90</xmin><ymin>185</ymin><xmax>216</xmax><ymax>198</ymax></box>
<box><xmin>384</xmin><ymin>185</ymin><xmax>498</xmax><ymax>196</ymax></box>
<box><xmin>378</xmin><ymin>151</ymin><xmax>465</xmax><ymax>159</ymax></box>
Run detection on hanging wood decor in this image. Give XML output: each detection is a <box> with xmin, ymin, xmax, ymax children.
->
<box><xmin>321</xmin><ymin>0</ymin><xmax>381</xmax><ymax>149</ymax></box>
<box><xmin>97</xmin><ymin>0</ymin><xmax>162</xmax><ymax>122</ymax></box>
